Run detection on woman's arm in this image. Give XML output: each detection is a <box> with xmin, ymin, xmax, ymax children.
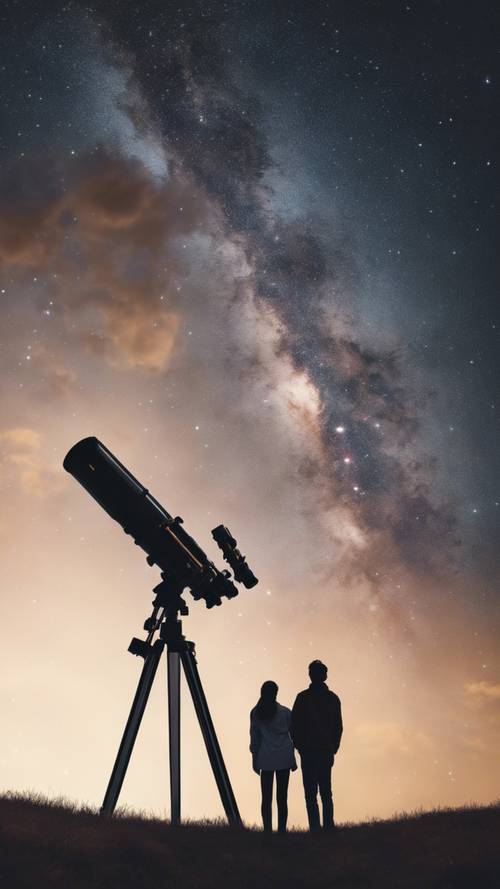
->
<box><xmin>291</xmin><ymin>694</ymin><xmax>306</xmax><ymax>751</ymax></box>
<box><xmin>249</xmin><ymin>711</ymin><xmax>261</xmax><ymax>774</ymax></box>
<box><xmin>249</xmin><ymin>711</ymin><xmax>261</xmax><ymax>754</ymax></box>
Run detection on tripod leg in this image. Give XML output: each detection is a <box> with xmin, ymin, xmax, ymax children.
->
<box><xmin>167</xmin><ymin>650</ymin><xmax>181</xmax><ymax>824</ymax></box>
<box><xmin>101</xmin><ymin>639</ymin><xmax>163</xmax><ymax>816</ymax></box>
<box><xmin>180</xmin><ymin>644</ymin><xmax>242</xmax><ymax>826</ymax></box>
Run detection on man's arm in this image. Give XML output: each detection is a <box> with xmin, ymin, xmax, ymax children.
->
<box><xmin>333</xmin><ymin>696</ymin><xmax>343</xmax><ymax>754</ymax></box>
<box><xmin>291</xmin><ymin>693</ymin><xmax>306</xmax><ymax>751</ymax></box>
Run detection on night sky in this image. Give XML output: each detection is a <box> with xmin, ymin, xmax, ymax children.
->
<box><xmin>1</xmin><ymin>0</ymin><xmax>499</xmax><ymax>826</ymax></box>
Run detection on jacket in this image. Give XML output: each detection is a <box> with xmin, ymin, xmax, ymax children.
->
<box><xmin>249</xmin><ymin>703</ymin><xmax>297</xmax><ymax>771</ymax></box>
<box><xmin>291</xmin><ymin>682</ymin><xmax>343</xmax><ymax>754</ymax></box>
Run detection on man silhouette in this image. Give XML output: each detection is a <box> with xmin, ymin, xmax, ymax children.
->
<box><xmin>291</xmin><ymin>660</ymin><xmax>343</xmax><ymax>831</ymax></box>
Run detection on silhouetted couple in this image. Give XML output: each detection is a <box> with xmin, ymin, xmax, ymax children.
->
<box><xmin>250</xmin><ymin>660</ymin><xmax>343</xmax><ymax>833</ymax></box>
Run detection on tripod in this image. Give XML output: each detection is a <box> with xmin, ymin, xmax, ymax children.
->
<box><xmin>100</xmin><ymin>577</ymin><xmax>241</xmax><ymax>826</ymax></box>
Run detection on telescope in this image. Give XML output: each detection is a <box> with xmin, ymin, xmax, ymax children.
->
<box><xmin>63</xmin><ymin>436</ymin><xmax>258</xmax><ymax>826</ymax></box>
<box><xmin>63</xmin><ymin>436</ymin><xmax>257</xmax><ymax>608</ymax></box>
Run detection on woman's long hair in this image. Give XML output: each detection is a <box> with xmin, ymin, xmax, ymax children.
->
<box><xmin>253</xmin><ymin>680</ymin><xmax>278</xmax><ymax>721</ymax></box>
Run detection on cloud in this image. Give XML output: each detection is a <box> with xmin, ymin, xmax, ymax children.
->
<box><xmin>28</xmin><ymin>347</ymin><xmax>77</xmax><ymax>399</ymax></box>
<box><xmin>0</xmin><ymin>151</ymin><xmax>213</xmax><ymax>374</ymax></box>
<box><xmin>355</xmin><ymin>721</ymin><xmax>434</xmax><ymax>757</ymax></box>
<box><xmin>0</xmin><ymin>427</ymin><xmax>62</xmax><ymax>498</ymax></box>
<box><xmin>461</xmin><ymin>735</ymin><xmax>489</xmax><ymax>754</ymax></box>
<box><xmin>464</xmin><ymin>681</ymin><xmax>500</xmax><ymax>703</ymax></box>
<box><xmin>83</xmin><ymin>302</ymin><xmax>180</xmax><ymax>372</ymax></box>
<box><xmin>0</xmin><ymin>428</ymin><xmax>41</xmax><ymax>449</ymax></box>
<box><xmin>0</xmin><ymin>157</ymin><xmax>65</xmax><ymax>265</ymax></box>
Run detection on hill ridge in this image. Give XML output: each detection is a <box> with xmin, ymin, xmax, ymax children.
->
<box><xmin>1</xmin><ymin>794</ymin><xmax>499</xmax><ymax>888</ymax></box>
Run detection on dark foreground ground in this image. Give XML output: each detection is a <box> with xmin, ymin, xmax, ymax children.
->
<box><xmin>0</xmin><ymin>795</ymin><xmax>499</xmax><ymax>889</ymax></box>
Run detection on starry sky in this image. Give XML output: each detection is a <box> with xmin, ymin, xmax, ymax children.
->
<box><xmin>0</xmin><ymin>0</ymin><xmax>499</xmax><ymax>827</ymax></box>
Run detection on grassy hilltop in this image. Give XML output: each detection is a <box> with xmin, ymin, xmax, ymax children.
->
<box><xmin>0</xmin><ymin>794</ymin><xmax>499</xmax><ymax>889</ymax></box>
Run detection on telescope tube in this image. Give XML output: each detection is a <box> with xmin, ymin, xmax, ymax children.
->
<box><xmin>63</xmin><ymin>437</ymin><xmax>234</xmax><ymax>603</ymax></box>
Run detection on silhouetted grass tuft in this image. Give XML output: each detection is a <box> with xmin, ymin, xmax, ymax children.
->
<box><xmin>1</xmin><ymin>792</ymin><xmax>499</xmax><ymax>888</ymax></box>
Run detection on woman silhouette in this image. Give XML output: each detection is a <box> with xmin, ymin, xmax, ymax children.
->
<box><xmin>250</xmin><ymin>680</ymin><xmax>297</xmax><ymax>832</ymax></box>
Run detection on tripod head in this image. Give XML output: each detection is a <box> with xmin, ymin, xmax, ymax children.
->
<box><xmin>126</xmin><ymin>572</ymin><xmax>188</xmax><ymax>659</ymax></box>
<box><xmin>63</xmin><ymin>437</ymin><xmax>258</xmax><ymax>609</ymax></box>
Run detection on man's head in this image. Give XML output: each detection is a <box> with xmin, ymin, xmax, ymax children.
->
<box><xmin>309</xmin><ymin>659</ymin><xmax>328</xmax><ymax>684</ymax></box>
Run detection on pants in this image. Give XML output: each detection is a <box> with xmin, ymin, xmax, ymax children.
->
<box><xmin>300</xmin><ymin>749</ymin><xmax>334</xmax><ymax>830</ymax></box>
<box><xmin>260</xmin><ymin>769</ymin><xmax>290</xmax><ymax>832</ymax></box>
